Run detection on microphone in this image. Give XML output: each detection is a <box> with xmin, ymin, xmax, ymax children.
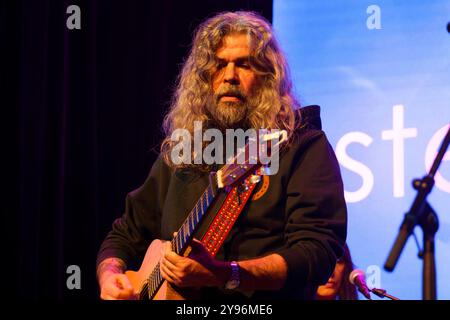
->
<box><xmin>349</xmin><ymin>269</ymin><xmax>372</xmax><ymax>300</ymax></box>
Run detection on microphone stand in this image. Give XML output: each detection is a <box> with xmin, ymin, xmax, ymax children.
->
<box><xmin>370</xmin><ymin>288</ymin><xmax>400</xmax><ymax>300</ymax></box>
<box><xmin>384</xmin><ymin>125</ymin><xmax>450</xmax><ymax>300</ymax></box>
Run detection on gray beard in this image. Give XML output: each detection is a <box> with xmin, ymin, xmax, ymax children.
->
<box><xmin>209</xmin><ymin>99</ymin><xmax>248</xmax><ymax>129</ymax></box>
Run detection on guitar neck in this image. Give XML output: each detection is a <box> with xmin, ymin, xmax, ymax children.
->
<box><xmin>144</xmin><ymin>173</ymin><xmax>219</xmax><ymax>299</ymax></box>
<box><xmin>171</xmin><ymin>179</ymin><xmax>218</xmax><ymax>255</ymax></box>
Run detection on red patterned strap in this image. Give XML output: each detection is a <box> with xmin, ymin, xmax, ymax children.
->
<box><xmin>201</xmin><ymin>169</ymin><xmax>261</xmax><ymax>257</ymax></box>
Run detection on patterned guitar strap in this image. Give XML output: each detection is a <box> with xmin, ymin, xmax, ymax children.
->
<box><xmin>200</xmin><ymin>167</ymin><xmax>264</xmax><ymax>257</ymax></box>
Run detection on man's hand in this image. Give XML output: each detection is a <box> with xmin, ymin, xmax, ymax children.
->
<box><xmin>159</xmin><ymin>238</ymin><xmax>289</xmax><ymax>291</ymax></box>
<box><xmin>159</xmin><ymin>239</ymin><xmax>229</xmax><ymax>288</ymax></box>
<box><xmin>100</xmin><ymin>273</ymin><xmax>138</xmax><ymax>300</ymax></box>
<box><xmin>97</xmin><ymin>258</ymin><xmax>138</xmax><ymax>300</ymax></box>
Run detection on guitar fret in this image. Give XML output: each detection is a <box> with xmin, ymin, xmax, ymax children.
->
<box><xmin>209</xmin><ymin>185</ymin><xmax>214</xmax><ymax>201</ymax></box>
<box><xmin>204</xmin><ymin>188</ymin><xmax>210</xmax><ymax>206</ymax></box>
<box><xmin>180</xmin><ymin>226</ymin><xmax>185</xmax><ymax>248</ymax></box>
<box><xmin>181</xmin><ymin>223</ymin><xmax>185</xmax><ymax>241</ymax></box>
<box><xmin>176</xmin><ymin>235</ymin><xmax>181</xmax><ymax>254</ymax></box>
<box><xmin>172</xmin><ymin>237</ymin><xmax>177</xmax><ymax>254</ymax></box>
<box><xmin>180</xmin><ymin>233</ymin><xmax>185</xmax><ymax>250</ymax></box>
<box><xmin>189</xmin><ymin>213</ymin><xmax>193</xmax><ymax>234</ymax></box>
<box><xmin>200</xmin><ymin>193</ymin><xmax>205</xmax><ymax>218</ymax></box>
<box><xmin>211</xmin><ymin>187</ymin><xmax>215</xmax><ymax>199</ymax></box>
<box><xmin>180</xmin><ymin>231</ymin><xmax>184</xmax><ymax>252</ymax></box>
<box><xmin>195</xmin><ymin>203</ymin><xmax>199</xmax><ymax>223</ymax></box>
<box><xmin>184</xmin><ymin>221</ymin><xmax>188</xmax><ymax>240</ymax></box>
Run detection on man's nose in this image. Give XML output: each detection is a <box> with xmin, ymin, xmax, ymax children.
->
<box><xmin>224</xmin><ymin>63</ymin><xmax>239</xmax><ymax>84</ymax></box>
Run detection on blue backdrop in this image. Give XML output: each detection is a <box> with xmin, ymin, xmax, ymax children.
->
<box><xmin>273</xmin><ymin>0</ymin><xmax>450</xmax><ymax>299</ymax></box>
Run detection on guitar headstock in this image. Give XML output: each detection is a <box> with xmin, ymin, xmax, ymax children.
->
<box><xmin>216</xmin><ymin>130</ymin><xmax>287</xmax><ymax>188</ymax></box>
<box><xmin>217</xmin><ymin>163</ymin><xmax>260</xmax><ymax>188</ymax></box>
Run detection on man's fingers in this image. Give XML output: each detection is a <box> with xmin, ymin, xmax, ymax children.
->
<box><xmin>116</xmin><ymin>274</ymin><xmax>134</xmax><ymax>291</ymax></box>
<box><xmin>190</xmin><ymin>238</ymin><xmax>207</xmax><ymax>253</ymax></box>
<box><xmin>160</xmin><ymin>262</ymin><xmax>180</xmax><ymax>286</ymax></box>
<box><xmin>161</xmin><ymin>252</ymin><xmax>180</xmax><ymax>272</ymax></box>
<box><xmin>101</xmin><ymin>293</ymin><xmax>118</xmax><ymax>300</ymax></box>
<box><xmin>102</xmin><ymin>291</ymin><xmax>134</xmax><ymax>300</ymax></box>
<box><xmin>115</xmin><ymin>289</ymin><xmax>136</xmax><ymax>300</ymax></box>
<box><xmin>101</xmin><ymin>288</ymin><xmax>121</xmax><ymax>300</ymax></box>
<box><xmin>160</xmin><ymin>240</ymin><xmax>173</xmax><ymax>257</ymax></box>
<box><xmin>100</xmin><ymin>274</ymin><xmax>136</xmax><ymax>300</ymax></box>
<box><xmin>103</xmin><ymin>280</ymin><xmax>122</xmax><ymax>297</ymax></box>
<box><xmin>164</xmin><ymin>250</ymin><xmax>184</xmax><ymax>265</ymax></box>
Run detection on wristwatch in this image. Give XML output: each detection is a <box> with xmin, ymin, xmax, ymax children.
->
<box><xmin>224</xmin><ymin>261</ymin><xmax>240</xmax><ymax>290</ymax></box>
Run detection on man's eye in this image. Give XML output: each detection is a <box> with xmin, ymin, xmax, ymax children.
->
<box><xmin>239</xmin><ymin>63</ymin><xmax>251</xmax><ymax>69</ymax></box>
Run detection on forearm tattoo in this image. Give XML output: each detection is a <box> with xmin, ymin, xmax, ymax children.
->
<box><xmin>97</xmin><ymin>257</ymin><xmax>127</xmax><ymax>280</ymax></box>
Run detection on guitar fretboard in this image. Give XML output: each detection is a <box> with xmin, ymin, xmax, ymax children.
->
<box><xmin>144</xmin><ymin>177</ymin><xmax>218</xmax><ymax>299</ymax></box>
<box><xmin>171</xmin><ymin>184</ymin><xmax>217</xmax><ymax>255</ymax></box>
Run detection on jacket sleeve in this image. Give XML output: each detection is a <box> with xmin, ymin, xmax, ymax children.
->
<box><xmin>276</xmin><ymin>131</ymin><xmax>347</xmax><ymax>288</ymax></box>
<box><xmin>96</xmin><ymin>156</ymin><xmax>172</xmax><ymax>269</ymax></box>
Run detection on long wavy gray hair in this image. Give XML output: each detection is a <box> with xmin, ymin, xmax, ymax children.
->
<box><xmin>161</xmin><ymin>11</ymin><xmax>301</xmax><ymax>170</ymax></box>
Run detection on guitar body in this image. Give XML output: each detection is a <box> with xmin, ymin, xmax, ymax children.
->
<box><xmin>125</xmin><ymin>239</ymin><xmax>198</xmax><ymax>300</ymax></box>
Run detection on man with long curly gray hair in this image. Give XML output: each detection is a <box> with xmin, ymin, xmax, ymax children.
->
<box><xmin>97</xmin><ymin>11</ymin><xmax>347</xmax><ymax>300</ymax></box>
<box><xmin>161</xmin><ymin>11</ymin><xmax>299</xmax><ymax>171</ymax></box>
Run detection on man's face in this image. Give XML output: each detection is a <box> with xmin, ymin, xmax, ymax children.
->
<box><xmin>209</xmin><ymin>33</ymin><xmax>257</xmax><ymax>128</ymax></box>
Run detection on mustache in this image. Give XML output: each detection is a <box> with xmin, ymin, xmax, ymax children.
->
<box><xmin>214</xmin><ymin>86</ymin><xmax>246</xmax><ymax>102</ymax></box>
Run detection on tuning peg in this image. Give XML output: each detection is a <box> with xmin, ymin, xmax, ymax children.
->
<box><xmin>250</xmin><ymin>175</ymin><xmax>261</xmax><ymax>184</ymax></box>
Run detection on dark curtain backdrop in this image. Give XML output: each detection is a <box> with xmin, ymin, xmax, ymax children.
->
<box><xmin>1</xmin><ymin>0</ymin><xmax>272</xmax><ymax>300</ymax></box>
